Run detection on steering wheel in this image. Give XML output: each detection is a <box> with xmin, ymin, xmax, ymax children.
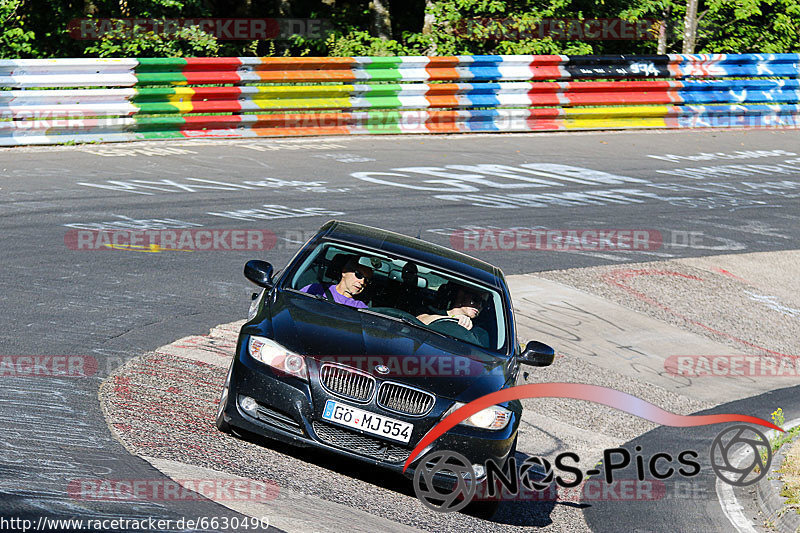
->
<box><xmin>427</xmin><ymin>316</ymin><xmax>479</xmax><ymax>344</ymax></box>
<box><xmin>431</xmin><ymin>317</ymin><xmax>460</xmax><ymax>324</ymax></box>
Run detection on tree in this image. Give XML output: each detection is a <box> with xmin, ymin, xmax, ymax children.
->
<box><xmin>0</xmin><ymin>0</ymin><xmax>37</xmax><ymax>57</ymax></box>
<box><xmin>369</xmin><ymin>0</ymin><xmax>392</xmax><ymax>39</ymax></box>
<box><xmin>682</xmin><ymin>0</ymin><xmax>698</xmax><ymax>52</ymax></box>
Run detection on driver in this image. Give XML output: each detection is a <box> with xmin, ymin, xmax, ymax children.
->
<box><xmin>417</xmin><ymin>287</ymin><xmax>488</xmax><ymax>331</ymax></box>
<box><xmin>301</xmin><ymin>257</ymin><xmax>372</xmax><ymax>309</ymax></box>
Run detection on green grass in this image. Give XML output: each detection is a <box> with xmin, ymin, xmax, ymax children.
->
<box><xmin>778</xmin><ymin>438</ymin><xmax>800</xmax><ymax>515</ymax></box>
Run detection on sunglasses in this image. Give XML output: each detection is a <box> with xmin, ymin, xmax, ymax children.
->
<box><xmin>353</xmin><ymin>270</ymin><xmax>372</xmax><ymax>283</ymax></box>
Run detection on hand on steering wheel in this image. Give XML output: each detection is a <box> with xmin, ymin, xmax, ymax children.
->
<box><xmin>434</xmin><ymin>314</ymin><xmax>473</xmax><ymax>330</ymax></box>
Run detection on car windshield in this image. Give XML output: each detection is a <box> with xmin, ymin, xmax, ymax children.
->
<box><xmin>284</xmin><ymin>241</ymin><xmax>508</xmax><ymax>352</ymax></box>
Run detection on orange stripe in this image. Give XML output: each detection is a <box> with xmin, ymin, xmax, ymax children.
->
<box><xmin>254</xmin><ymin>57</ymin><xmax>357</xmax><ymax>83</ymax></box>
<box><xmin>426</xmin><ymin>110</ymin><xmax>462</xmax><ymax>133</ymax></box>
<box><xmin>426</xmin><ymin>56</ymin><xmax>460</xmax><ymax>81</ymax></box>
<box><xmin>426</xmin><ymin>84</ymin><xmax>461</xmax><ymax>108</ymax></box>
<box><xmin>250</xmin><ymin>112</ymin><xmax>352</xmax><ymax>133</ymax></box>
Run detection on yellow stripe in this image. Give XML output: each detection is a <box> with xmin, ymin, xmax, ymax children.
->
<box><xmin>250</xmin><ymin>97</ymin><xmax>352</xmax><ymax>110</ymax></box>
<box><xmin>250</xmin><ymin>85</ymin><xmax>354</xmax><ymax>110</ymax></box>
<box><xmin>166</xmin><ymin>87</ymin><xmax>195</xmax><ymax>113</ymax></box>
<box><xmin>564</xmin><ymin>105</ymin><xmax>669</xmax><ymax>129</ymax></box>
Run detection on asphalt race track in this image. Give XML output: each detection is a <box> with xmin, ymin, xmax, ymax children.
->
<box><xmin>1</xmin><ymin>128</ymin><xmax>799</xmax><ymax>532</ymax></box>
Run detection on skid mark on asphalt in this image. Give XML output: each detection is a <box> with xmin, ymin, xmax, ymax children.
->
<box><xmin>601</xmin><ymin>269</ymin><xmax>789</xmax><ymax>357</ymax></box>
<box><xmin>713</xmin><ymin>268</ymin><xmax>751</xmax><ymax>284</ymax></box>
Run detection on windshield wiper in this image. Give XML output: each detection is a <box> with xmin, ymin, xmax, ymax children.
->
<box><xmin>357</xmin><ymin>308</ymin><xmax>455</xmax><ymax>341</ymax></box>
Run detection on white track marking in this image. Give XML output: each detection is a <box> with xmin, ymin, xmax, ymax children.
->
<box><xmin>716</xmin><ymin>417</ymin><xmax>800</xmax><ymax>533</ymax></box>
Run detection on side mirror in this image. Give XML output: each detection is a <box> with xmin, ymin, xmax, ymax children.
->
<box><xmin>519</xmin><ymin>341</ymin><xmax>555</xmax><ymax>367</ymax></box>
<box><xmin>244</xmin><ymin>260</ymin><xmax>274</xmax><ymax>288</ymax></box>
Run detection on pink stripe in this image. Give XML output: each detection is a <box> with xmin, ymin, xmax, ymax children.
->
<box><xmin>403</xmin><ymin>382</ymin><xmax>782</xmax><ymax>472</ymax></box>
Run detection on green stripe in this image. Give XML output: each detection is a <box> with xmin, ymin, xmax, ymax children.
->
<box><xmin>361</xmin><ymin>58</ymin><xmax>403</xmax><ymax>82</ymax></box>
<box><xmin>135</xmin><ymin>103</ymin><xmax>184</xmax><ymax>114</ymax></box>
<box><xmin>362</xmin><ymin>68</ymin><xmax>402</xmax><ymax>82</ymax></box>
<box><xmin>362</xmin><ymin>57</ymin><xmax>403</xmax><ymax>69</ymax></box>
<box><xmin>132</xmin><ymin>88</ymin><xmax>183</xmax><ymax>113</ymax></box>
<box><xmin>134</xmin><ymin>59</ymin><xmax>189</xmax><ymax>85</ymax></box>
<box><xmin>135</xmin><ymin>58</ymin><xmax>188</xmax><ymax>71</ymax></box>
<box><xmin>363</xmin><ymin>84</ymin><xmax>403</xmax><ymax>108</ymax></box>
<box><xmin>134</xmin><ymin>73</ymin><xmax>189</xmax><ymax>86</ymax></box>
<box><xmin>135</xmin><ymin>130</ymin><xmax>186</xmax><ymax>140</ymax></box>
<box><xmin>364</xmin><ymin>110</ymin><xmax>402</xmax><ymax>134</ymax></box>
<box><xmin>133</xmin><ymin>116</ymin><xmax>186</xmax><ymax>132</ymax></box>
<box><xmin>132</xmin><ymin>87</ymin><xmax>178</xmax><ymax>102</ymax></box>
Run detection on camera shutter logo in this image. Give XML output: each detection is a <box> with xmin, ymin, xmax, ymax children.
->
<box><xmin>519</xmin><ymin>456</ymin><xmax>554</xmax><ymax>491</ymax></box>
<box><xmin>412</xmin><ymin>450</ymin><xmax>476</xmax><ymax>513</ymax></box>
<box><xmin>710</xmin><ymin>425</ymin><xmax>771</xmax><ymax>487</ymax></box>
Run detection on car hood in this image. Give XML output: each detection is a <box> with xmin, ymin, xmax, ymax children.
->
<box><xmin>266</xmin><ymin>290</ymin><xmax>511</xmax><ymax>400</ymax></box>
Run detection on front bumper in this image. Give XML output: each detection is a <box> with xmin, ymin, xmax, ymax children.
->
<box><xmin>218</xmin><ymin>340</ymin><xmax>518</xmax><ymax>480</ymax></box>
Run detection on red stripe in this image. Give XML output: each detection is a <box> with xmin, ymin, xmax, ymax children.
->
<box><xmin>185</xmin><ymin>87</ymin><xmax>244</xmax><ymax>113</ymax></box>
<box><xmin>530</xmin><ymin>55</ymin><xmax>565</xmax><ymax>80</ymax></box>
<box><xmin>526</xmin><ymin>108</ymin><xmax>564</xmax><ymax>130</ymax></box>
<box><xmin>180</xmin><ymin>115</ymin><xmax>245</xmax><ymax>130</ymax></box>
<box><xmin>183</xmin><ymin>57</ymin><xmax>244</xmax><ymax>71</ymax></box>
<box><xmin>527</xmin><ymin>82</ymin><xmax>562</xmax><ymax>106</ymax></box>
<box><xmin>562</xmin><ymin>81</ymin><xmax>674</xmax><ymax>105</ymax></box>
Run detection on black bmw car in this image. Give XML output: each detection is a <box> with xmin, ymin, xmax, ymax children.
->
<box><xmin>215</xmin><ymin>220</ymin><xmax>554</xmax><ymax>482</ymax></box>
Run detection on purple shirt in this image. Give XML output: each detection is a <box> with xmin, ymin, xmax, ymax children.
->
<box><xmin>300</xmin><ymin>283</ymin><xmax>368</xmax><ymax>308</ymax></box>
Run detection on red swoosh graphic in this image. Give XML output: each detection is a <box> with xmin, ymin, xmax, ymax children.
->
<box><xmin>402</xmin><ymin>383</ymin><xmax>783</xmax><ymax>472</ymax></box>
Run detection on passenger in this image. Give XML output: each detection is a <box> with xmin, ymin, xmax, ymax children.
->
<box><xmin>417</xmin><ymin>287</ymin><xmax>488</xmax><ymax>331</ymax></box>
<box><xmin>301</xmin><ymin>257</ymin><xmax>372</xmax><ymax>309</ymax></box>
<box><xmin>392</xmin><ymin>262</ymin><xmax>419</xmax><ymax>313</ymax></box>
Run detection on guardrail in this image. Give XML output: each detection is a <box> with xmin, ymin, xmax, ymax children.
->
<box><xmin>1</xmin><ymin>54</ymin><xmax>798</xmax><ymax>145</ymax></box>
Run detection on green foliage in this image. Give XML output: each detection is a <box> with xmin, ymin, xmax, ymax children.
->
<box><xmin>326</xmin><ymin>30</ymin><xmax>411</xmax><ymax>56</ymax></box>
<box><xmin>83</xmin><ymin>21</ymin><xmax>220</xmax><ymax>57</ymax></box>
<box><xmin>0</xmin><ymin>0</ymin><xmax>37</xmax><ymax>57</ymax></box>
<box><xmin>697</xmin><ymin>0</ymin><xmax>800</xmax><ymax>53</ymax></box>
<box><xmin>0</xmin><ymin>0</ymin><xmax>798</xmax><ymax>58</ymax></box>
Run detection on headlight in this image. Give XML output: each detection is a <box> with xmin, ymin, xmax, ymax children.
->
<box><xmin>247</xmin><ymin>336</ymin><xmax>308</xmax><ymax>381</ymax></box>
<box><xmin>444</xmin><ymin>402</ymin><xmax>512</xmax><ymax>430</ymax></box>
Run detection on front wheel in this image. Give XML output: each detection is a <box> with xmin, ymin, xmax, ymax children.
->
<box><xmin>215</xmin><ymin>360</ymin><xmax>234</xmax><ymax>433</ymax></box>
<box><xmin>465</xmin><ymin>436</ymin><xmax>516</xmax><ymax>519</ymax></box>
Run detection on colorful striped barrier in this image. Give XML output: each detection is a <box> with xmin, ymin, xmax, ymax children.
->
<box><xmin>1</xmin><ymin>53</ymin><xmax>798</xmax><ymax>145</ymax></box>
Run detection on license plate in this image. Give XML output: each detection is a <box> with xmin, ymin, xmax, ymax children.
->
<box><xmin>322</xmin><ymin>399</ymin><xmax>413</xmax><ymax>444</ymax></box>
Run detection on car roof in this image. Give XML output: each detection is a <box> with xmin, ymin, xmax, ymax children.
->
<box><xmin>316</xmin><ymin>220</ymin><xmax>504</xmax><ymax>287</ymax></box>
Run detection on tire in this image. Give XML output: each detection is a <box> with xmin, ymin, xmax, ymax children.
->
<box><xmin>215</xmin><ymin>361</ymin><xmax>234</xmax><ymax>433</ymax></box>
<box><xmin>465</xmin><ymin>437</ymin><xmax>516</xmax><ymax>519</ymax></box>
